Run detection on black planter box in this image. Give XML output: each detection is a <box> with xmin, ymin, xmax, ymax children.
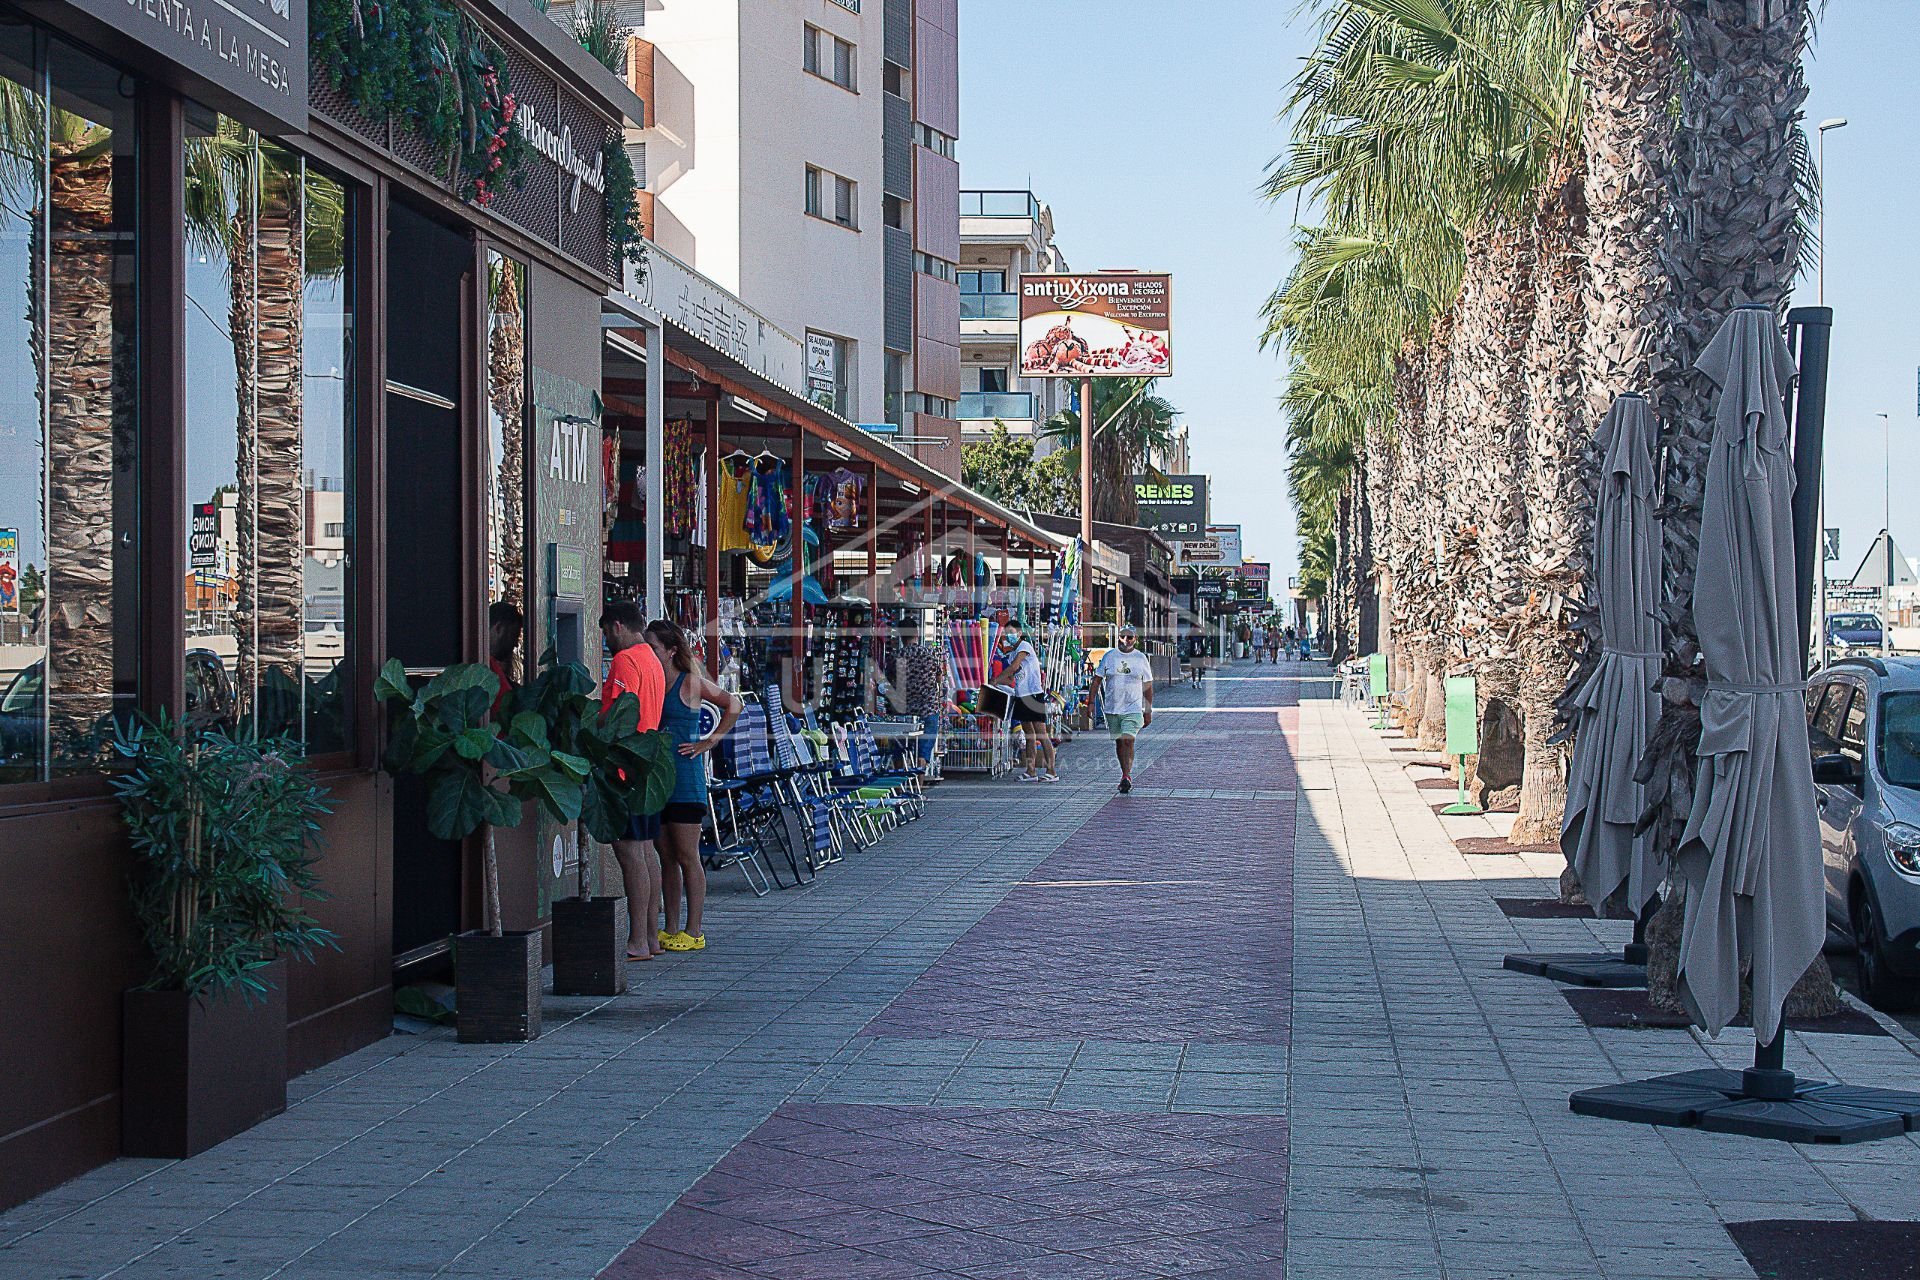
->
<box><xmin>455</xmin><ymin>930</ymin><xmax>542</xmax><ymax>1043</ymax></box>
<box><xmin>551</xmin><ymin>896</ymin><xmax>629</xmax><ymax>997</ymax></box>
<box><xmin>122</xmin><ymin>959</ymin><xmax>288</xmax><ymax>1158</ymax></box>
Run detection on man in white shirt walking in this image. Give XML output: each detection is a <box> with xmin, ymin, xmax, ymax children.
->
<box><xmin>1089</xmin><ymin>623</ymin><xmax>1154</xmax><ymax>793</ymax></box>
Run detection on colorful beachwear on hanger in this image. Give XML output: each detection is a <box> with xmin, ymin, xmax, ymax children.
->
<box><xmin>716</xmin><ymin>457</ymin><xmax>754</xmax><ymax>554</ymax></box>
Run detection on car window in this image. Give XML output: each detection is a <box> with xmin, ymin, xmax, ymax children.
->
<box><xmin>1812</xmin><ymin>683</ymin><xmax>1854</xmax><ymax>754</ymax></box>
<box><xmin>0</xmin><ymin>667</ymin><xmax>40</xmax><ymax>714</ymax></box>
<box><xmin>1881</xmin><ymin>694</ymin><xmax>1920</xmax><ymax>791</ymax></box>
<box><xmin>1841</xmin><ymin>690</ymin><xmax>1868</xmax><ymax>762</ymax></box>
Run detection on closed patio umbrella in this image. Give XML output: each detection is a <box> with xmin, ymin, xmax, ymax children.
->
<box><xmin>1674</xmin><ymin>307</ymin><xmax>1823</xmax><ymax>1046</ymax></box>
<box><xmin>1562</xmin><ymin>393</ymin><xmax>1663</xmax><ymax>920</ymax></box>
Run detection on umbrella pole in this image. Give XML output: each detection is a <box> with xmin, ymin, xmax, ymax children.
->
<box><xmin>1622</xmin><ymin>897</ymin><xmax>1657</xmax><ymax>968</ymax></box>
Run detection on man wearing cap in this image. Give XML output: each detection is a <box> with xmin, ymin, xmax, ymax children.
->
<box><xmin>1089</xmin><ymin>623</ymin><xmax>1154</xmax><ymax>793</ymax></box>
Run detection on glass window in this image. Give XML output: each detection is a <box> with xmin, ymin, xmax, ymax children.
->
<box><xmin>485</xmin><ymin>252</ymin><xmax>528</xmax><ymax>693</ymax></box>
<box><xmin>1879</xmin><ymin>693</ymin><xmax>1920</xmax><ymax>790</ymax></box>
<box><xmin>184</xmin><ymin>109</ymin><xmax>355</xmax><ymax>754</ymax></box>
<box><xmin>834</xmin><ymin>174</ymin><xmax>855</xmax><ymax>228</ymax></box>
<box><xmin>804</xmin><ymin>165</ymin><xmax>822</xmax><ymax>218</ymax></box>
<box><xmin>1842</xmin><ymin>688</ymin><xmax>1869</xmax><ymax>762</ymax></box>
<box><xmin>0</xmin><ymin>26</ymin><xmax>139</xmax><ymax>785</ymax></box>
<box><xmin>1812</xmin><ymin>683</ymin><xmax>1854</xmax><ymax>756</ymax></box>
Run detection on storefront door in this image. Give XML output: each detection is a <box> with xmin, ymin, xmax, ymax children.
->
<box><xmin>385</xmin><ymin>200</ymin><xmax>472</xmax><ymax>964</ymax></box>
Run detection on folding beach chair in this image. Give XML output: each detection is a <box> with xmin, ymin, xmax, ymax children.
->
<box><xmin>709</xmin><ymin>697</ymin><xmax>811</xmax><ymax>888</ymax></box>
<box><xmin>695</xmin><ymin>702</ymin><xmax>771</xmax><ymax>897</ymax></box>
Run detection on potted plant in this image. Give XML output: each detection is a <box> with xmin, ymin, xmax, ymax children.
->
<box><xmin>113</xmin><ymin>716</ymin><xmax>335</xmax><ymax>1158</ymax></box>
<box><xmin>375</xmin><ymin>660</ymin><xmax>581</xmax><ymax>1043</ymax></box>
<box><xmin>511</xmin><ymin>657</ymin><xmax>674</xmax><ymax>996</ymax></box>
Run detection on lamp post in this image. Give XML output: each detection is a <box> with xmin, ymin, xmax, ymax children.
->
<box><xmin>1817</xmin><ymin>118</ymin><xmax>1847</xmax><ymax>306</ymax></box>
<box><xmin>1881</xmin><ymin>411</ymin><xmax>1894</xmax><ymax>656</ymax></box>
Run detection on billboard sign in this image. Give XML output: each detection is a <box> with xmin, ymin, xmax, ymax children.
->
<box><xmin>191</xmin><ymin>503</ymin><xmax>220</xmax><ymax>572</ymax></box>
<box><xmin>1131</xmin><ymin>473</ymin><xmax>1207</xmax><ymax>538</ymax></box>
<box><xmin>1018</xmin><ymin>273</ymin><xmax>1171</xmax><ymax>378</ymax></box>
<box><xmin>0</xmin><ymin>527</ymin><xmax>16</xmax><ymax>614</ymax></box>
<box><xmin>1175</xmin><ymin>524</ymin><xmax>1242</xmax><ymax>569</ymax></box>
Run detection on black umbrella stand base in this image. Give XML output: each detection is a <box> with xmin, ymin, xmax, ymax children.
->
<box><xmin>1503</xmin><ymin>948</ymin><xmax>1646</xmax><ymax>988</ymax></box>
<box><xmin>1571</xmin><ymin>1067</ymin><xmax>1920</xmax><ymax>1145</ymax></box>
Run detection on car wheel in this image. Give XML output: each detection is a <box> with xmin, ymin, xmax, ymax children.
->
<box><xmin>1851</xmin><ymin>889</ymin><xmax>1919</xmax><ymax>1013</ymax></box>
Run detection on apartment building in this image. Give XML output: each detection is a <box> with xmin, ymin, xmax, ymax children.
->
<box><xmin>602</xmin><ymin>0</ymin><xmax>963</xmax><ymax>472</ymax></box>
<box><xmin>957</xmin><ymin>189</ymin><xmax>1077</xmax><ymax>449</ymax></box>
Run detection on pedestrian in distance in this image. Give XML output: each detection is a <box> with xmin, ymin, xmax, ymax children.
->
<box><xmin>1000</xmin><ymin>621</ymin><xmax>1058</xmax><ymax>782</ymax></box>
<box><xmin>599</xmin><ymin>602</ymin><xmax>668</xmax><ymax>961</ymax></box>
<box><xmin>644</xmin><ymin>619</ymin><xmax>741</xmax><ymax>953</ymax></box>
<box><xmin>1089</xmin><ymin>622</ymin><xmax>1153</xmax><ymax>793</ymax></box>
<box><xmin>1267</xmin><ymin>626</ymin><xmax>1283</xmax><ymax>665</ymax></box>
<box><xmin>1250</xmin><ymin>621</ymin><xmax>1266</xmax><ymax>664</ymax></box>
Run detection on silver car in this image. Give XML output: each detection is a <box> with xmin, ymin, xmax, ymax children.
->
<box><xmin>1807</xmin><ymin>657</ymin><xmax>1920</xmax><ymax>1011</ymax></box>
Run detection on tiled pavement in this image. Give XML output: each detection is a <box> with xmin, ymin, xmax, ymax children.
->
<box><xmin>13</xmin><ymin>663</ymin><xmax>1920</xmax><ymax>1280</ymax></box>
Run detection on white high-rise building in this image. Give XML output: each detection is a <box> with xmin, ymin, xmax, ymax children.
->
<box><xmin>957</xmin><ymin>189</ymin><xmax>1074</xmax><ymax>448</ymax></box>
<box><xmin>577</xmin><ymin>0</ymin><xmax>963</xmax><ymax>472</ymax></box>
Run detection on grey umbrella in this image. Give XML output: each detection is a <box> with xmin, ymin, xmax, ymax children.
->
<box><xmin>1674</xmin><ymin>307</ymin><xmax>1824</xmax><ymax>1044</ymax></box>
<box><xmin>1562</xmin><ymin>394</ymin><xmax>1663</xmax><ymax>920</ymax></box>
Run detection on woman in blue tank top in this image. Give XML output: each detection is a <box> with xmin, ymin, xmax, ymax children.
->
<box><xmin>643</xmin><ymin>619</ymin><xmax>741</xmax><ymax>953</ymax></box>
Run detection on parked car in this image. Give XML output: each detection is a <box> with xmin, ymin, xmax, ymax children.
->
<box><xmin>1807</xmin><ymin>656</ymin><xmax>1920</xmax><ymax>1010</ymax></box>
<box><xmin>0</xmin><ymin>650</ymin><xmax>237</xmax><ymax>779</ymax></box>
<box><xmin>1825</xmin><ymin>611</ymin><xmax>1885</xmax><ymax>655</ymax></box>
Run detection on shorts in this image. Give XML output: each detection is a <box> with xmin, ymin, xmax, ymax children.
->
<box><xmin>1107</xmin><ymin>712</ymin><xmax>1145</xmax><ymax>741</ymax></box>
<box><xmin>1011</xmin><ymin>694</ymin><xmax>1049</xmax><ymax>726</ymax></box>
<box><xmin>625</xmin><ymin>811</ymin><xmax>661</xmax><ymax>843</ymax></box>
<box><xmin>660</xmin><ymin>800</ymin><xmax>707</xmax><ymax>826</ymax></box>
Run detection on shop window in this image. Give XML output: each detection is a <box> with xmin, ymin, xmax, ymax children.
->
<box><xmin>485</xmin><ymin>252</ymin><xmax>529</xmax><ymax>689</ymax></box>
<box><xmin>0</xmin><ymin>27</ymin><xmax>139</xmax><ymax>785</ymax></box>
<box><xmin>184</xmin><ymin>109</ymin><xmax>355</xmax><ymax>755</ymax></box>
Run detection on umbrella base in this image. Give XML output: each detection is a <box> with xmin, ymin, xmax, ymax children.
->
<box><xmin>1571</xmin><ymin>1069</ymin><xmax>1920</xmax><ymax>1145</ymax></box>
<box><xmin>1502</xmin><ymin>950</ymin><xmax>1647</xmax><ymax>988</ymax></box>
<box><xmin>1439</xmin><ymin>802</ymin><xmax>1485</xmax><ymax>815</ymax></box>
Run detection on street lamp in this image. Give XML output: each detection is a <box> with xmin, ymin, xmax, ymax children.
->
<box><xmin>1817</xmin><ymin>118</ymin><xmax>1847</xmax><ymax>306</ymax></box>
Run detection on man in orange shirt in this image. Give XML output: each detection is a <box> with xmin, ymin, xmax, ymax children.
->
<box><xmin>600</xmin><ymin>601</ymin><xmax>667</xmax><ymax>960</ymax></box>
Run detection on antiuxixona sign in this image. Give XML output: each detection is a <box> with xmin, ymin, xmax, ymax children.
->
<box><xmin>1019</xmin><ymin>272</ymin><xmax>1171</xmax><ymax>378</ymax></box>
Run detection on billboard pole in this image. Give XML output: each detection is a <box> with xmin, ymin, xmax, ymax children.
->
<box><xmin>1080</xmin><ymin>376</ymin><xmax>1094</xmax><ymax>630</ymax></box>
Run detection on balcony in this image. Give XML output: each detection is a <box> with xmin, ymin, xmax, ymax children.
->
<box><xmin>959</xmin><ymin>391</ymin><xmax>1036</xmax><ymax>423</ymax></box>
<box><xmin>961</xmin><ymin>190</ymin><xmax>1042</xmax><ymax>218</ymax></box>
<box><xmin>959</xmin><ymin>292</ymin><xmax>1018</xmax><ymax>320</ymax></box>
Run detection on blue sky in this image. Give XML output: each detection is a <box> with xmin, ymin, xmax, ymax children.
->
<box><xmin>961</xmin><ymin>1</ymin><xmax>1913</xmax><ymax>590</ymax></box>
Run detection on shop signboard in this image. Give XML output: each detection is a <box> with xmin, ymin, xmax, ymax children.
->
<box><xmin>0</xmin><ymin>527</ymin><xmax>16</xmax><ymax>614</ymax></box>
<box><xmin>1131</xmin><ymin>473</ymin><xmax>1207</xmax><ymax>538</ymax></box>
<box><xmin>1175</xmin><ymin>524</ymin><xmax>1242</xmax><ymax>569</ymax></box>
<box><xmin>1194</xmin><ymin>576</ymin><xmax>1227</xmax><ymax>602</ymax></box>
<box><xmin>633</xmin><ymin>243</ymin><xmax>804</xmax><ymax>393</ymax></box>
<box><xmin>805</xmin><ymin>332</ymin><xmax>837</xmax><ymax>408</ymax></box>
<box><xmin>31</xmin><ymin>0</ymin><xmax>308</xmax><ymax>134</ymax></box>
<box><xmin>190</xmin><ymin>503</ymin><xmax>219</xmax><ymax>576</ymax></box>
<box><xmin>1018</xmin><ymin>272</ymin><xmax>1172</xmax><ymax>378</ymax></box>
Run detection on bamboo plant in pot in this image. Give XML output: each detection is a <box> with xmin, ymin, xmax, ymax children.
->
<box><xmin>113</xmin><ymin>716</ymin><xmax>335</xmax><ymax>1158</ymax></box>
<box><xmin>511</xmin><ymin>658</ymin><xmax>674</xmax><ymax>996</ymax></box>
<box><xmin>375</xmin><ymin>660</ymin><xmax>582</xmax><ymax>1043</ymax></box>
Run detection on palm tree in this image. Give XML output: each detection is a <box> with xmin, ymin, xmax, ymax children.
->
<box><xmin>1039</xmin><ymin>378</ymin><xmax>1178</xmax><ymax>524</ymax></box>
<box><xmin>1639</xmin><ymin>0</ymin><xmax>1839</xmax><ymax>1016</ymax></box>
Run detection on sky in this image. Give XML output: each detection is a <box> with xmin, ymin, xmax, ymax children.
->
<box><xmin>958</xmin><ymin>0</ymin><xmax>1312</xmax><ymax>585</ymax></box>
<box><xmin>960</xmin><ymin>1</ymin><xmax>1917</xmax><ymax>593</ymax></box>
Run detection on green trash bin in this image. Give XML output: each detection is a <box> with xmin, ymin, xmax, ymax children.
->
<box><xmin>1440</xmin><ymin>675</ymin><xmax>1483</xmax><ymax>815</ymax></box>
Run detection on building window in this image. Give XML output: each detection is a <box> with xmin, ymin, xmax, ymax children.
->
<box><xmin>803</xmin><ymin>25</ymin><xmax>856</xmax><ymax>91</ymax></box>
<box><xmin>979</xmin><ymin>368</ymin><xmax>1009</xmax><ymax>394</ymax></box>
<box><xmin>0</xmin><ymin>30</ymin><xmax>138</xmax><ymax>784</ymax></box>
<box><xmin>883</xmin><ymin>194</ymin><xmax>906</xmax><ymax>229</ymax></box>
<box><xmin>633</xmin><ymin>141</ymin><xmax>647</xmax><ymax>189</ymax></box>
<box><xmin>885</xmin><ymin>352</ymin><xmax>906</xmax><ymax>427</ymax></box>
<box><xmin>806</xmin><ymin>166</ymin><xmax>857</xmax><ymax>228</ymax></box>
<box><xmin>911</xmin><ymin>122</ymin><xmax>957</xmax><ymax>159</ymax></box>
<box><xmin>883</xmin><ymin>61</ymin><xmax>908</xmax><ymax>97</ymax></box>
<box><xmin>914</xmin><ymin>252</ymin><xmax>956</xmax><ymax>282</ymax></box>
<box><xmin>959</xmin><ymin>270</ymin><xmax>1007</xmax><ymax>294</ymax></box>
<box><xmin>906</xmin><ymin>393</ymin><xmax>954</xmax><ymax>418</ymax></box>
<box><xmin>184</xmin><ymin>109</ymin><xmax>357</xmax><ymax>755</ymax></box>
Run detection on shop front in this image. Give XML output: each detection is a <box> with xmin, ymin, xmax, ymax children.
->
<box><xmin>0</xmin><ymin>0</ymin><xmax>642</xmax><ymax>1206</ymax></box>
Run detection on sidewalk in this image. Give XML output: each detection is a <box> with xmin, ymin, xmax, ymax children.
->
<box><xmin>5</xmin><ymin>663</ymin><xmax>1920</xmax><ymax>1279</ymax></box>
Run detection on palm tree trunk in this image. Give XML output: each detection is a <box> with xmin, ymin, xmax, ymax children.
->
<box><xmin>44</xmin><ymin>141</ymin><xmax>117</xmax><ymax>764</ymax></box>
<box><xmin>488</xmin><ymin>261</ymin><xmax>527</xmax><ymax>606</ymax></box>
<box><xmin>229</xmin><ymin>149</ymin><xmax>262</xmax><ymax>714</ymax></box>
<box><xmin>1645</xmin><ymin>0</ymin><xmax>1837</xmax><ymax>1019</ymax></box>
<box><xmin>1515</xmin><ymin>156</ymin><xmax>1591</xmax><ymax>845</ymax></box>
<box><xmin>253</xmin><ymin>154</ymin><xmax>306</xmax><ymax>729</ymax></box>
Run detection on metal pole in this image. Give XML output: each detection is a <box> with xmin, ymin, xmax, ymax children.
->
<box><xmin>1079</xmin><ymin>377</ymin><xmax>1094</xmax><ymax>635</ymax></box>
<box><xmin>1885</xmin><ymin>412</ymin><xmax>1894</xmax><ymax>656</ymax></box>
<box><xmin>1787</xmin><ymin>308</ymin><xmax>1833</xmax><ymax>675</ymax></box>
<box><xmin>704</xmin><ymin>393</ymin><xmax>721</xmax><ymax>675</ymax></box>
<box><xmin>791</xmin><ymin>431</ymin><xmax>806</xmax><ymax>705</ymax></box>
<box><xmin>645</xmin><ymin>321</ymin><xmax>667</xmax><ymax>619</ymax></box>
